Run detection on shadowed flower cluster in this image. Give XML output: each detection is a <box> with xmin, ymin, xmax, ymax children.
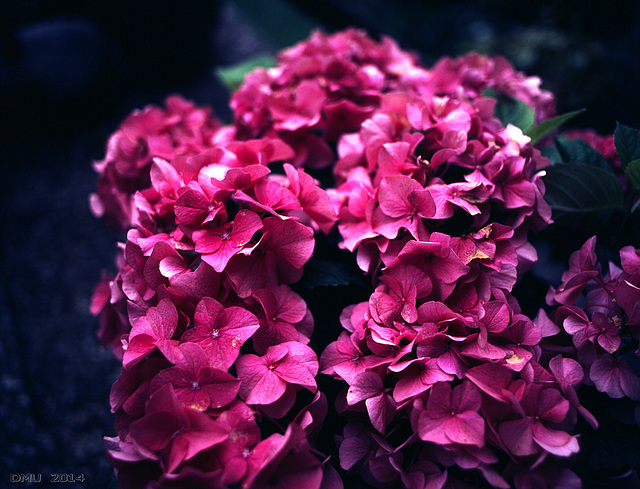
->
<box><xmin>543</xmin><ymin>236</ymin><xmax>640</xmax><ymax>402</ymax></box>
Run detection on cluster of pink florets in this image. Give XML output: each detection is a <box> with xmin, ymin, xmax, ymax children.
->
<box><xmin>318</xmin><ymin>83</ymin><xmax>581</xmax><ymax>486</ymax></box>
<box><xmin>91</xmin><ymin>96</ymin><xmax>226</xmax><ymax>233</ymax></box>
<box><xmin>92</xmin><ymin>125</ymin><xmax>341</xmax><ymax>487</ymax></box>
<box><xmin>91</xmin><ymin>28</ymin><xmax>640</xmax><ymax>489</ymax></box>
<box><xmin>544</xmin><ymin>236</ymin><xmax>640</xmax><ymax>404</ymax></box>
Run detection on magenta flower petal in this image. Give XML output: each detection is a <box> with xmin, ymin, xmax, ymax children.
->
<box><xmin>123</xmin><ymin>298</ymin><xmax>182</xmax><ymax>368</ymax></box>
<box><xmin>465</xmin><ymin>363</ymin><xmax>513</xmax><ymax>402</ymax></box>
<box><xmin>347</xmin><ymin>371</ymin><xmax>384</xmax><ymax>406</ymax></box>
<box><xmin>498</xmin><ymin>418</ymin><xmax>537</xmax><ymax>457</ymax></box>
<box><xmin>393</xmin><ymin>358</ymin><xmax>454</xmax><ymax>402</ymax></box>
<box><xmin>590</xmin><ymin>354</ymin><xmax>640</xmax><ymax>400</ymax></box>
<box><xmin>274</xmin><ymin>357</ymin><xmax>318</xmax><ymax>390</ymax></box>
<box><xmin>531</xmin><ymin>421</ymin><xmax>579</xmax><ymax>457</ymax></box>
<box><xmin>236</xmin><ymin>354</ymin><xmax>287</xmax><ymax>405</ymax></box>
<box><xmin>122</xmin><ymin>334</ymin><xmax>158</xmax><ymax>369</ymax></box>
<box><xmin>284</xmin><ymin>163</ymin><xmax>338</xmax><ymax>234</ymax></box>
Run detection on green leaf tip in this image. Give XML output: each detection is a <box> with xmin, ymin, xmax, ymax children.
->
<box><xmin>614</xmin><ymin>122</ymin><xmax>640</xmax><ymax>170</ymax></box>
<box><xmin>526</xmin><ymin>108</ymin><xmax>586</xmax><ymax>145</ymax></box>
<box><xmin>215</xmin><ymin>54</ymin><xmax>276</xmax><ymax>92</ymax></box>
<box><xmin>483</xmin><ymin>88</ymin><xmax>535</xmax><ymax>132</ymax></box>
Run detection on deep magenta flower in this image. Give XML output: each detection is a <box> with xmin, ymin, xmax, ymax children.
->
<box><xmin>149</xmin><ymin>343</ymin><xmax>240</xmax><ymax>411</ymax></box>
<box><xmin>387</xmin><ymin>233</ymin><xmax>469</xmax><ymax>300</ymax></box>
<box><xmin>283</xmin><ymin>163</ymin><xmax>338</xmax><ymax>234</ymax></box>
<box><xmin>241</xmin><ymin>424</ymin><xmax>324</xmax><ymax>489</ymax></box>
<box><xmin>224</xmin><ymin>217</ymin><xmax>315</xmax><ymax>298</ymax></box>
<box><xmin>174</xmin><ymin>182</ymin><xmax>225</xmax><ymax>228</ymax></box>
<box><xmin>91</xmin><ymin>95</ymin><xmax>222</xmax><ymax>231</ymax></box>
<box><xmin>497</xmin><ymin>382</ymin><xmax>578</xmax><ymax>458</ymax></box>
<box><xmin>346</xmin><ymin>371</ymin><xmax>396</xmax><ymax>434</ymax></box>
<box><xmin>123</xmin><ymin>298</ymin><xmax>183</xmax><ymax>369</ymax></box>
<box><xmin>128</xmin><ymin>384</ymin><xmax>228</xmax><ymax>473</ymax></box>
<box><xmin>417</xmin><ymin>381</ymin><xmax>485</xmax><ymax>447</ymax></box>
<box><xmin>235</xmin><ymin>341</ymin><xmax>318</xmax><ymax>408</ymax></box>
<box><xmin>546</xmin><ymin>236</ymin><xmax>599</xmax><ymax>306</ymax></box>
<box><xmin>193</xmin><ymin>209</ymin><xmax>263</xmax><ymax>272</ymax></box>
<box><xmin>180</xmin><ymin>297</ymin><xmax>260</xmax><ymax>370</ymax></box>
<box><xmin>589</xmin><ymin>354</ymin><xmax>640</xmax><ymax>400</ymax></box>
<box><xmin>321</xmin><ymin>331</ymin><xmax>384</xmax><ymax>385</ymax></box>
<box><xmin>372</xmin><ymin>175</ymin><xmax>435</xmax><ymax>240</ymax></box>
<box><xmin>391</xmin><ymin>357</ymin><xmax>454</xmax><ymax>403</ymax></box>
<box><xmin>250</xmin><ymin>285</ymin><xmax>312</xmax><ymax>354</ymax></box>
<box><xmin>211</xmin><ymin>409</ymin><xmax>262</xmax><ymax>485</ymax></box>
<box><xmin>93</xmin><ymin>26</ymin><xmax>636</xmax><ymax>489</ymax></box>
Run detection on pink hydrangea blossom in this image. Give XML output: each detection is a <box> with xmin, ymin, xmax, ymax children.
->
<box><xmin>180</xmin><ymin>297</ymin><xmax>260</xmax><ymax>370</ymax></box>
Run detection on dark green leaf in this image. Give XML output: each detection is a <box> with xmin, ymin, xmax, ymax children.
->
<box><xmin>614</xmin><ymin>122</ymin><xmax>640</xmax><ymax>169</ymax></box>
<box><xmin>297</xmin><ymin>258</ymin><xmax>365</xmax><ymax>289</ymax></box>
<box><xmin>483</xmin><ymin>88</ymin><xmax>535</xmax><ymax>132</ymax></box>
<box><xmin>554</xmin><ymin>136</ymin><xmax>613</xmax><ymax>173</ymax></box>
<box><xmin>625</xmin><ymin>158</ymin><xmax>640</xmax><ymax>191</ymax></box>
<box><xmin>215</xmin><ymin>55</ymin><xmax>276</xmax><ymax>91</ymax></box>
<box><xmin>542</xmin><ymin>163</ymin><xmax>624</xmax><ymax>213</ymax></box>
<box><xmin>540</xmin><ymin>144</ymin><xmax>562</xmax><ymax>164</ymax></box>
<box><xmin>526</xmin><ymin>108</ymin><xmax>585</xmax><ymax>145</ymax></box>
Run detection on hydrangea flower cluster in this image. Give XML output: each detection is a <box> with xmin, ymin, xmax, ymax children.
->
<box><xmin>91</xmin><ymin>27</ymin><xmax>640</xmax><ymax>489</ymax></box>
<box><xmin>544</xmin><ymin>236</ymin><xmax>640</xmax><ymax>403</ymax></box>
<box><xmin>90</xmin><ymin>96</ymin><xmax>224</xmax><ymax>233</ymax></box>
<box><xmin>91</xmin><ymin>126</ymin><xmax>343</xmax><ymax>487</ymax></box>
<box><xmin>317</xmin><ymin>89</ymin><xmax>581</xmax><ymax>486</ymax></box>
<box><xmin>230</xmin><ymin>28</ymin><xmax>554</xmax><ymax>170</ymax></box>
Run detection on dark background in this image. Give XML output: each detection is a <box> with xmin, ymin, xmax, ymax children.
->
<box><xmin>2</xmin><ymin>1</ymin><xmax>639</xmax><ymax>487</ymax></box>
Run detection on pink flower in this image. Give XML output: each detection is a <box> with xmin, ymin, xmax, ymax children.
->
<box><xmin>427</xmin><ymin>181</ymin><xmax>489</xmax><ymax>219</ymax></box>
<box><xmin>110</xmin><ymin>357</ymin><xmax>170</xmax><ymax>419</ymax></box>
<box><xmin>180</xmin><ymin>297</ymin><xmax>260</xmax><ymax>370</ymax></box>
<box><xmin>372</xmin><ymin>175</ymin><xmax>435</xmax><ymax>240</ymax></box>
<box><xmin>498</xmin><ymin>382</ymin><xmax>578</xmax><ymax>457</ymax></box>
<box><xmin>150</xmin><ymin>343</ymin><xmax>240</xmax><ymax>411</ymax></box>
<box><xmin>269</xmin><ymin>80</ymin><xmax>326</xmax><ymax>132</ymax></box>
<box><xmin>174</xmin><ymin>182</ymin><xmax>225</xmax><ymax>228</ymax></box>
<box><xmin>235</xmin><ymin>178</ymin><xmax>301</xmax><ymax>217</ymax></box>
<box><xmin>546</xmin><ymin>236</ymin><xmax>599</xmax><ymax>306</ymax></box>
<box><xmin>236</xmin><ymin>341</ymin><xmax>318</xmax><ymax>407</ymax></box>
<box><xmin>212</xmin><ymin>409</ymin><xmax>261</xmax><ymax>485</ymax></box>
<box><xmin>388</xmin><ymin>233</ymin><xmax>469</xmax><ymax>300</ymax></box>
<box><xmin>193</xmin><ymin>209</ymin><xmax>263</xmax><ymax>272</ymax></box>
<box><xmin>284</xmin><ymin>164</ymin><xmax>338</xmax><ymax>234</ymax></box>
<box><xmin>225</xmin><ymin>217</ymin><xmax>315</xmax><ymax>298</ymax></box>
<box><xmin>589</xmin><ymin>354</ymin><xmax>640</xmax><ymax>400</ymax></box>
<box><xmin>242</xmin><ymin>424</ymin><xmax>323</xmax><ymax>489</ymax></box>
<box><xmin>128</xmin><ymin>384</ymin><xmax>228</xmax><ymax>473</ymax></box>
<box><xmin>321</xmin><ymin>331</ymin><xmax>384</xmax><ymax>385</ymax></box>
<box><xmin>123</xmin><ymin>298</ymin><xmax>183</xmax><ymax>368</ymax></box>
<box><xmin>418</xmin><ymin>381</ymin><xmax>485</xmax><ymax>447</ymax></box>
<box><xmin>250</xmin><ymin>285</ymin><xmax>312</xmax><ymax>353</ymax></box>
<box><xmin>391</xmin><ymin>357</ymin><xmax>455</xmax><ymax>403</ymax></box>
<box><xmin>372</xmin><ymin>264</ymin><xmax>432</xmax><ymax>324</ymax></box>
<box><xmin>346</xmin><ymin>371</ymin><xmax>396</xmax><ymax>434</ymax></box>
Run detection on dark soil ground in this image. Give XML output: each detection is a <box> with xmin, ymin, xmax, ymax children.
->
<box><xmin>2</xmin><ymin>1</ymin><xmax>639</xmax><ymax>487</ymax></box>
